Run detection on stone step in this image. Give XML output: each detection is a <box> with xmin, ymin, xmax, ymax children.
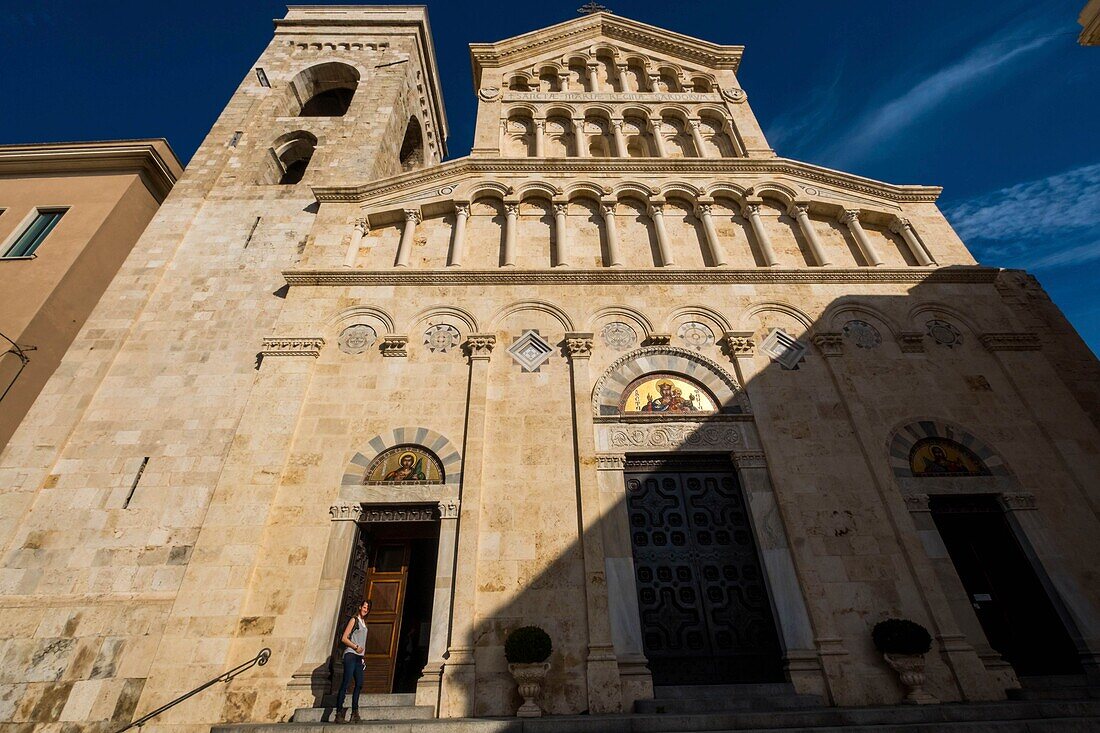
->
<box><xmin>654</xmin><ymin>684</ymin><xmax>799</xmax><ymax>699</ymax></box>
<box><xmin>291</xmin><ymin>702</ymin><xmax>433</xmax><ymax>723</ymax></box>
<box><xmin>638</xmin><ymin>683</ymin><xmax>822</xmax><ymax>713</ymax></box>
<box><xmin>320</xmin><ymin>693</ymin><xmax>418</xmax><ymax>708</ymax></box>
<box><xmin>213</xmin><ymin>699</ymin><xmax>1100</xmax><ymax>733</ymax></box>
<box><xmin>1006</xmin><ymin>675</ymin><xmax>1100</xmax><ymax>701</ymax></box>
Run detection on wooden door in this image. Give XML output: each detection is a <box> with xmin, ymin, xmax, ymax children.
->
<box><xmin>625</xmin><ymin>461</ymin><xmax>783</xmax><ymax>684</ymax></box>
<box><xmin>361</xmin><ymin>541</ymin><xmax>411</xmax><ymax>693</ymax></box>
<box><xmin>931</xmin><ymin>495</ymin><xmax>1080</xmax><ymax>676</ymax></box>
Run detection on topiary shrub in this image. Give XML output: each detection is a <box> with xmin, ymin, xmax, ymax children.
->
<box><xmin>505</xmin><ymin>625</ymin><xmax>552</xmax><ymax>664</ymax></box>
<box><xmin>872</xmin><ymin>618</ymin><xmax>932</xmax><ymax>655</ymax></box>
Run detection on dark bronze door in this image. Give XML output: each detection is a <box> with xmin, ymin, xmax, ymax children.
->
<box><xmin>931</xmin><ymin>495</ymin><xmax>1080</xmax><ymax>676</ymax></box>
<box><xmin>625</xmin><ymin>459</ymin><xmax>783</xmax><ymax>684</ymax></box>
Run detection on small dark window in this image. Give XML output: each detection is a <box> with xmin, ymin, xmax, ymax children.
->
<box><xmin>300</xmin><ymin>87</ymin><xmax>355</xmax><ymax>117</ymax></box>
<box><xmin>399</xmin><ymin>117</ymin><xmax>424</xmax><ymax>172</ymax></box>
<box><xmin>280</xmin><ymin>158</ymin><xmax>310</xmax><ymax>185</ymax></box>
<box><xmin>4</xmin><ymin>209</ymin><xmax>65</xmax><ymax>258</ymax></box>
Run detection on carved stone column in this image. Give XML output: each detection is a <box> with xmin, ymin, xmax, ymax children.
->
<box><xmin>601</xmin><ymin>199</ymin><xmax>623</xmax><ymax>267</ymax></box>
<box><xmin>586</xmin><ymin>62</ymin><xmax>600</xmax><ymax>92</ymax></box>
<box><xmin>648</xmin><ymin>200</ymin><xmax>674</xmax><ymax>267</ymax></box>
<box><xmin>573</xmin><ymin>118</ymin><xmax>588</xmax><ymax>158</ymax></box>
<box><xmin>534</xmin><ymin>118</ymin><xmax>546</xmax><ymax>157</ymax></box>
<box><xmin>648</xmin><ymin>117</ymin><xmax>668</xmax><ymax>157</ymax></box>
<box><xmin>395</xmin><ymin>209</ymin><xmax>421</xmax><ymax>268</ymax></box>
<box><xmin>891</xmin><ymin>217</ymin><xmax>935</xmax><ymax>266</ymax></box>
<box><xmin>838</xmin><ymin>209</ymin><xmax>884</xmax><ymax>267</ymax></box>
<box><xmin>614</xmin><ymin>63</ymin><xmax>628</xmax><ymax>91</ymax></box>
<box><xmin>448</xmin><ymin>202</ymin><xmax>469</xmax><ymax>268</ymax></box>
<box><xmin>558</xmin><ymin>71</ymin><xmax>571</xmax><ymax>93</ymax></box>
<box><xmin>416</xmin><ymin>500</ymin><xmax>461</xmax><ymax>712</ymax></box>
<box><xmin>788</xmin><ymin>203</ymin><xmax>832</xmax><ymax>267</ymax></box>
<box><xmin>343</xmin><ymin>217</ymin><xmax>368</xmax><ymax>268</ymax></box>
<box><xmin>440</xmin><ymin>334</ymin><xmax>495</xmax><ymax>717</ymax></box>
<box><xmin>565</xmin><ymin>333</ymin><xmax>623</xmax><ymax>713</ymax></box>
<box><xmin>687</xmin><ymin>118</ymin><xmax>708</xmax><ymax>158</ymax></box>
<box><xmin>502</xmin><ymin>201</ymin><xmax>518</xmax><ymax>267</ymax></box>
<box><xmin>811</xmin><ymin>333</ymin><xmax>844</xmax><ymax>358</ymax></box>
<box><xmin>610</xmin><ymin>119</ymin><xmax>628</xmax><ymax>157</ymax></box>
<box><xmin>553</xmin><ymin>201</ymin><xmax>570</xmax><ymax>267</ymax></box>
<box><xmin>742</xmin><ymin>200</ymin><xmax>780</xmax><ymax>267</ymax></box>
<box><xmin>695</xmin><ymin>198</ymin><xmax>728</xmax><ymax>266</ymax></box>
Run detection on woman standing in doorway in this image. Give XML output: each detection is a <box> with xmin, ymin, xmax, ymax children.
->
<box><xmin>334</xmin><ymin>599</ymin><xmax>370</xmax><ymax>723</ymax></box>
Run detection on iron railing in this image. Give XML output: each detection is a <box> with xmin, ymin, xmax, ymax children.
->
<box><xmin>113</xmin><ymin>648</ymin><xmax>271</xmax><ymax>732</ymax></box>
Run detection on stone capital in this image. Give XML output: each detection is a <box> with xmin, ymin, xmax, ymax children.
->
<box><xmin>838</xmin><ymin>209</ymin><xmax>861</xmax><ymax>226</ymax></box>
<box><xmin>643</xmin><ymin>333</ymin><xmax>672</xmax><ymax>346</ymax></box>
<box><xmin>553</xmin><ymin>202</ymin><xmax>569</xmax><ymax>216</ymax></box>
<box><xmin>595</xmin><ymin>454</ymin><xmax>626</xmax><ymax>471</ymax></box>
<box><xmin>437</xmin><ymin>500</ymin><xmax>461</xmax><ymax>519</ymax></box>
<box><xmin>889</xmin><ymin>216</ymin><xmax>912</xmax><ymax>235</ymax></box>
<box><xmin>564</xmin><ymin>332</ymin><xmax>595</xmax><ymax>359</ymax></box>
<box><xmin>504</xmin><ymin>202</ymin><xmax>519</xmax><ymax>216</ymax></box>
<box><xmin>694</xmin><ymin>202</ymin><xmax>713</xmax><ymax>218</ymax></box>
<box><xmin>898</xmin><ymin>332</ymin><xmax>925</xmax><ymax>353</ymax></box>
<box><xmin>352</xmin><ymin>217</ymin><xmax>369</xmax><ymax>233</ymax></box>
<box><xmin>812</xmin><ymin>332</ymin><xmax>844</xmax><ymax>357</ymax></box>
<box><xmin>403</xmin><ymin>208</ymin><xmax>422</xmax><ymax>224</ymax></box>
<box><xmin>463</xmin><ymin>333</ymin><xmax>497</xmax><ymax>360</ymax></box>
<box><xmin>453</xmin><ymin>201</ymin><xmax>470</xmax><ymax>218</ymax></box>
<box><xmin>787</xmin><ymin>202</ymin><xmax>811</xmax><ymax>218</ymax></box>
<box><xmin>380</xmin><ymin>335</ymin><xmax>409</xmax><ymax>357</ymax></box>
<box><xmin>329</xmin><ymin>503</ymin><xmax>363</xmax><ymax>521</ymax></box>
<box><xmin>722</xmin><ymin>331</ymin><xmax>755</xmax><ymax>358</ymax></box>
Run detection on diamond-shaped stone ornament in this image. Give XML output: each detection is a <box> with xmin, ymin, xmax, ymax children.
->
<box><xmin>507</xmin><ymin>330</ymin><xmax>554</xmax><ymax>372</ymax></box>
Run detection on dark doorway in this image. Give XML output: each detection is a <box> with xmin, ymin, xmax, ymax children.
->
<box><xmin>931</xmin><ymin>494</ymin><xmax>1080</xmax><ymax>676</ymax></box>
<box><xmin>625</xmin><ymin>456</ymin><xmax>784</xmax><ymax>684</ymax></box>
<box><xmin>334</xmin><ymin>519</ymin><xmax>438</xmax><ymax>694</ymax></box>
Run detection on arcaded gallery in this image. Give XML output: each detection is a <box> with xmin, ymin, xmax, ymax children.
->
<box><xmin>1</xmin><ymin>6</ymin><xmax>1099</xmax><ymax>732</ymax></box>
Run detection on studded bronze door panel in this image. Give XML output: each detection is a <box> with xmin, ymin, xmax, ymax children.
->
<box><xmin>625</xmin><ymin>465</ymin><xmax>783</xmax><ymax>684</ymax></box>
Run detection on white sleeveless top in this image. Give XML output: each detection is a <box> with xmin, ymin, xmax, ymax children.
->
<box><xmin>345</xmin><ymin>616</ymin><xmax>367</xmax><ymax>657</ymax></box>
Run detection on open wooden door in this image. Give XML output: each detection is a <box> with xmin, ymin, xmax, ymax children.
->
<box><xmin>361</xmin><ymin>541</ymin><xmax>411</xmax><ymax>693</ymax></box>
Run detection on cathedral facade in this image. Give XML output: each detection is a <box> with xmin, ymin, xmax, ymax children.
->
<box><xmin>2</xmin><ymin>7</ymin><xmax>1099</xmax><ymax>731</ymax></box>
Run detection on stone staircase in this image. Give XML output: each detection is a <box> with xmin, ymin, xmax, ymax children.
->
<box><xmin>215</xmin><ymin>697</ymin><xmax>1100</xmax><ymax>733</ymax></box>
<box><xmin>1008</xmin><ymin>676</ymin><xmax>1100</xmax><ymax>701</ymax></box>
<box><xmin>634</xmin><ymin>683</ymin><xmax>824</xmax><ymax>714</ymax></box>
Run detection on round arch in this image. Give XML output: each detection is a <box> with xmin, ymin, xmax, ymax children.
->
<box><xmin>342</xmin><ymin>426</ymin><xmax>463</xmax><ymax>489</ymax></box>
<box><xmin>888</xmin><ymin>420</ymin><xmax>1010</xmax><ymax>479</ymax></box>
<box><xmin>593</xmin><ymin>345</ymin><xmax>750</xmax><ymax>416</ymax></box>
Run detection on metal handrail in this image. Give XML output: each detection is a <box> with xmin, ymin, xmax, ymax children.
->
<box><xmin>113</xmin><ymin>648</ymin><xmax>271</xmax><ymax>732</ymax></box>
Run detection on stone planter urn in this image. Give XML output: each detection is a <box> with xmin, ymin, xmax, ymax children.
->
<box><xmin>508</xmin><ymin>661</ymin><xmax>551</xmax><ymax>717</ymax></box>
<box><xmin>883</xmin><ymin>653</ymin><xmax>937</xmax><ymax>704</ymax></box>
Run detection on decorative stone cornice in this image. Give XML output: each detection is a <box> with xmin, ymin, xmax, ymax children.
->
<box><xmin>1001</xmin><ymin>492</ymin><xmax>1038</xmax><ymax>511</ymax></box>
<box><xmin>979</xmin><ymin>332</ymin><xmax>1042</xmax><ymax>352</ymax></box>
<box><xmin>609</xmin><ymin>424</ymin><xmax>742</xmax><ymax>450</ymax></box>
<box><xmin>329</xmin><ymin>503</ymin><xmax>362</xmax><ymax>521</ymax></box>
<box><xmin>812</xmin><ymin>333</ymin><xmax>844</xmax><ymax>357</ymax></box>
<box><xmin>260</xmin><ymin>336</ymin><xmax>324</xmax><ymax>358</ymax></box>
<box><xmin>732</xmin><ymin>451</ymin><xmax>767</xmax><ymax>469</ymax></box>
<box><xmin>898</xmin><ymin>332</ymin><xmax>926</xmax><ymax>353</ymax></box>
<box><xmin>380</xmin><ymin>335</ymin><xmax>408</xmax><ymax>357</ymax></box>
<box><xmin>463</xmin><ymin>333</ymin><xmax>497</xmax><ymax>361</ymax></box>
<box><xmin>643</xmin><ymin>333</ymin><xmax>672</xmax><ymax>346</ymax></box>
<box><xmin>437</xmin><ymin>500</ymin><xmax>461</xmax><ymax>519</ymax></box>
<box><xmin>595</xmin><ymin>454</ymin><xmax>626</xmax><ymax>471</ymax></box>
<box><xmin>310</xmin><ymin>156</ymin><xmax>943</xmax><ymax>205</ymax></box>
<box><xmin>283</xmin><ymin>268</ymin><xmax>998</xmax><ymax>288</ymax></box>
<box><xmin>565</xmin><ymin>332</ymin><xmax>595</xmax><ymax>359</ymax></box>
<box><xmin>0</xmin><ymin>139</ymin><xmax>183</xmax><ymax>202</ymax></box>
<box><xmin>722</xmin><ymin>331</ymin><xmax>755</xmax><ymax>358</ymax></box>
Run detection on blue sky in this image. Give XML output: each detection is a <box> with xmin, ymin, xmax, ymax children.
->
<box><xmin>2</xmin><ymin>1</ymin><xmax>1097</xmax><ymax>352</ymax></box>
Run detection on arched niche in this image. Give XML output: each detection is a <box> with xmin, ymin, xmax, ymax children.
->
<box><xmin>261</xmin><ymin>130</ymin><xmax>317</xmax><ymax>185</ymax></box>
<box><xmin>341</xmin><ymin>426</ymin><xmax>462</xmax><ymax>503</ymax></box>
<box><xmin>286</xmin><ymin>62</ymin><xmax>360</xmax><ymax>117</ymax></box>
<box><xmin>593</xmin><ymin>346</ymin><xmax>750</xmax><ymax>417</ymax></box>
<box><xmin>399</xmin><ymin>117</ymin><xmax>424</xmax><ymax>171</ymax></box>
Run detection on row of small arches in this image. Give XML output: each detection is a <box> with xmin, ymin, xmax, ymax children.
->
<box><xmin>503</xmin><ymin>108</ymin><xmax>736</xmax><ymax>158</ymax></box>
<box><xmin>506</xmin><ymin>53</ymin><xmax>715</xmax><ymax>94</ymax></box>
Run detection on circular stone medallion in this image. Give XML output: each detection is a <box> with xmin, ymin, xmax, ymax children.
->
<box><xmin>339</xmin><ymin>324</ymin><xmax>377</xmax><ymax>355</ymax></box>
<box><xmin>424</xmin><ymin>323</ymin><xmax>461</xmax><ymax>353</ymax></box>
<box><xmin>842</xmin><ymin>319</ymin><xmax>882</xmax><ymax>349</ymax></box>
<box><xmin>677</xmin><ymin>321</ymin><xmax>715</xmax><ymax>350</ymax></box>
<box><xmin>601</xmin><ymin>322</ymin><xmax>637</xmax><ymax>351</ymax></box>
<box><xmin>926</xmin><ymin>319</ymin><xmax>963</xmax><ymax>348</ymax></box>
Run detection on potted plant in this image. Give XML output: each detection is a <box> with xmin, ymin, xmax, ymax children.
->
<box><xmin>505</xmin><ymin>625</ymin><xmax>552</xmax><ymax>717</ymax></box>
<box><xmin>872</xmin><ymin>618</ymin><xmax>937</xmax><ymax>704</ymax></box>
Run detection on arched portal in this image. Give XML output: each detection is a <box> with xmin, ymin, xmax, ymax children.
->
<box><xmin>590</xmin><ymin>347</ymin><xmax>822</xmax><ymax>695</ymax></box>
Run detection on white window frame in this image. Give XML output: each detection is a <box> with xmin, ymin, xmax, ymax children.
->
<box><xmin>0</xmin><ymin>206</ymin><xmax>70</xmax><ymax>260</ymax></box>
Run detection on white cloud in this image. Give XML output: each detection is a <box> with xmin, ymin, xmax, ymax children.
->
<box><xmin>945</xmin><ymin>163</ymin><xmax>1100</xmax><ymax>271</ymax></box>
<box><xmin>823</xmin><ymin>27</ymin><xmax>1057</xmax><ymax>166</ymax></box>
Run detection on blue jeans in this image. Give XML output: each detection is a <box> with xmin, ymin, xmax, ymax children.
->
<box><xmin>336</xmin><ymin>652</ymin><xmax>364</xmax><ymax>711</ymax></box>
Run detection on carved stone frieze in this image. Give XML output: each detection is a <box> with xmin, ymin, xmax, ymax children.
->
<box><xmin>360</xmin><ymin>505</ymin><xmax>437</xmax><ymax>522</ymax></box>
<box><xmin>505</xmin><ymin>91</ymin><xmax>720</xmax><ymax>103</ymax></box>
<box><xmin>595</xmin><ymin>454</ymin><xmax>626</xmax><ymax>471</ymax></box>
<box><xmin>380</xmin><ymin>335</ymin><xmax>409</xmax><ymax>357</ymax></box>
<box><xmin>979</xmin><ymin>333</ymin><xmax>1042</xmax><ymax>351</ymax></box>
<box><xmin>565</xmin><ymin>332</ymin><xmax>594</xmax><ymax>359</ymax></box>
<box><xmin>329</xmin><ymin>503</ymin><xmax>363</xmax><ymax>521</ymax></box>
<box><xmin>261</xmin><ymin>336</ymin><xmax>324</xmax><ymax>358</ymax></box>
<box><xmin>643</xmin><ymin>333</ymin><xmax>672</xmax><ymax>346</ymax></box>
<box><xmin>608</xmin><ymin>423</ymin><xmax>741</xmax><ymax>450</ymax></box>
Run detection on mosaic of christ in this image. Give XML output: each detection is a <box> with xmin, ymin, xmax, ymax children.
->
<box><xmin>909</xmin><ymin>438</ymin><xmax>989</xmax><ymax>477</ymax></box>
<box><xmin>621</xmin><ymin>374</ymin><xmax>718</xmax><ymax>415</ymax></box>
<box><xmin>365</xmin><ymin>446</ymin><xmax>444</xmax><ymax>484</ymax></box>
